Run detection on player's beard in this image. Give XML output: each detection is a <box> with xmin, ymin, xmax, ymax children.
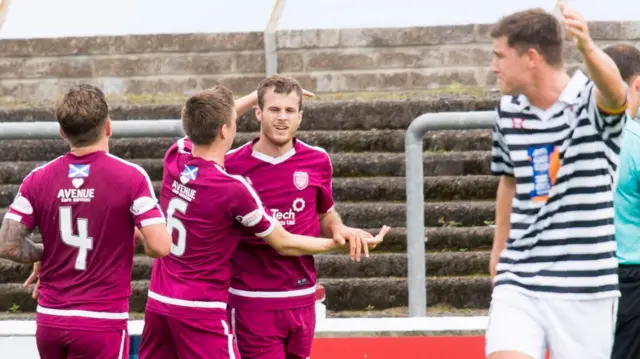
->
<box><xmin>265</xmin><ymin>126</ymin><xmax>295</xmax><ymax>148</ymax></box>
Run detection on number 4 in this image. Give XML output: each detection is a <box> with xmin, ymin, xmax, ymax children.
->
<box><xmin>166</xmin><ymin>197</ymin><xmax>188</xmax><ymax>257</ymax></box>
<box><xmin>59</xmin><ymin>207</ymin><xmax>93</xmax><ymax>271</ymax></box>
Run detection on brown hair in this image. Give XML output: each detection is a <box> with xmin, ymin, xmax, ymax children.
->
<box><xmin>490</xmin><ymin>8</ymin><xmax>564</xmax><ymax>67</ymax></box>
<box><xmin>181</xmin><ymin>85</ymin><xmax>235</xmax><ymax>145</ymax></box>
<box><xmin>604</xmin><ymin>44</ymin><xmax>640</xmax><ymax>84</ymax></box>
<box><xmin>257</xmin><ymin>74</ymin><xmax>303</xmax><ymax>110</ymax></box>
<box><xmin>55</xmin><ymin>84</ymin><xmax>109</xmax><ymax>147</ymax></box>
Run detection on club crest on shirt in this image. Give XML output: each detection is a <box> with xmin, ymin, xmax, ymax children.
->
<box><xmin>293</xmin><ymin>171</ymin><xmax>308</xmax><ymax>190</ymax></box>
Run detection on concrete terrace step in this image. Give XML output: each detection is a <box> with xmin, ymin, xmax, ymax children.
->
<box><xmin>0</xmin><ymin>151</ymin><xmax>491</xmax><ymax>184</ymax></box>
<box><xmin>0</xmin><ymin>131</ymin><xmax>400</xmax><ymax>161</ymax></box>
<box><xmin>0</xmin><ymin>276</ymin><xmax>491</xmax><ymax>313</ymax></box>
<box><xmin>0</xmin><ymin>251</ymin><xmax>490</xmax><ymax>284</ymax></box>
<box><xmin>0</xmin><ymin>129</ymin><xmax>493</xmax><ymax>162</ymax></box>
<box><xmin>11</xmin><ymin>226</ymin><xmax>494</xmax><ymax>255</ymax></box>
<box><xmin>0</xmin><ymin>175</ymin><xmax>498</xmax><ymax>207</ymax></box>
<box><xmin>0</xmin><ymin>201</ymin><xmax>495</xmax><ymax>229</ymax></box>
<box><xmin>0</xmin><ymin>97</ymin><xmax>500</xmax><ymax>130</ymax></box>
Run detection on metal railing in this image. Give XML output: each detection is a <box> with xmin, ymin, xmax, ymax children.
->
<box><xmin>0</xmin><ymin>120</ymin><xmax>185</xmax><ymax>140</ymax></box>
<box><xmin>404</xmin><ymin>111</ymin><xmax>495</xmax><ymax>317</ymax></box>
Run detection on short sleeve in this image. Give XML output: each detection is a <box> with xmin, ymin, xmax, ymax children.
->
<box><xmin>491</xmin><ymin>115</ymin><xmax>514</xmax><ymax>177</ymax></box>
<box><xmin>316</xmin><ymin>155</ymin><xmax>335</xmax><ymax>214</ymax></box>
<box><xmin>230</xmin><ymin>177</ymin><xmax>276</xmax><ymax>238</ymax></box>
<box><xmin>6</xmin><ymin>171</ymin><xmax>38</xmax><ymax>230</ymax></box>
<box><xmin>129</xmin><ymin>168</ymin><xmax>165</xmax><ymax>228</ymax></box>
<box><xmin>586</xmin><ymin>80</ymin><xmax>629</xmax><ymax>143</ymax></box>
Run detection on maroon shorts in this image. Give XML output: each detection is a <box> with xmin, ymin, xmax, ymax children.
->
<box><xmin>229</xmin><ymin>304</ymin><xmax>316</xmax><ymax>359</ymax></box>
<box><xmin>138</xmin><ymin>310</ymin><xmax>240</xmax><ymax>359</ymax></box>
<box><xmin>36</xmin><ymin>325</ymin><xmax>129</xmax><ymax>359</ymax></box>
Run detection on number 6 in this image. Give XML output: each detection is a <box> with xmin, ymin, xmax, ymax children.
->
<box><xmin>166</xmin><ymin>197</ymin><xmax>188</xmax><ymax>257</ymax></box>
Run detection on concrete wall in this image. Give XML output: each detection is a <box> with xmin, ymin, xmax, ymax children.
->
<box><xmin>1</xmin><ymin>22</ymin><xmax>639</xmax><ymax>105</ymax></box>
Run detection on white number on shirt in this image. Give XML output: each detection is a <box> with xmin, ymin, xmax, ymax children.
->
<box><xmin>166</xmin><ymin>197</ymin><xmax>189</xmax><ymax>257</ymax></box>
<box><xmin>59</xmin><ymin>206</ymin><xmax>93</xmax><ymax>271</ymax></box>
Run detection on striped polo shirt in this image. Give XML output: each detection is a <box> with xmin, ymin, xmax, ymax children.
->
<box><xmin>491</xmin><ymin>70</ymin><xmax>628</xmax><ymax>299</ymax></box>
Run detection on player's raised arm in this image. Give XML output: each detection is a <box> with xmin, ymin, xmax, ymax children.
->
<box><xmin>561</xmin><ymin>4</ymin><xmax>627</xmax><ymax>114</ymax></box>
<box><xmin>235</xmin><ymin>90</ymin><xmax>259</xmax><ymax>118</ymax></box>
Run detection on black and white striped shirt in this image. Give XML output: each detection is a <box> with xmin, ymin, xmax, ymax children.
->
<box><xmin>492</xmin><ymin>70</ymin><xmax>628</xmax><ymax>299</ymax></box>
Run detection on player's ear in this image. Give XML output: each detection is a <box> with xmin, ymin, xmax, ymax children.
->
<box><xmin>219</xmin><ymin>123</ymin><xmax>229</xmax><ymax>140</ymax></box>
<box><xmin>104</xmin><ymin>118</ymin><xmax>112</xmax><ymax>137</ymax></box>
<box><xmin>254</xmin><ymin>106</ymin><xmax>263</xmax><ymax>122</ymax></box>
<box><xmin>58</xmin><ymin>128</ymin><xmax>67</xmax><ymax>140</ymax></box>
<box><xmin>632</xmin><ymin>76</ymin><xmax>640</xmax><ymax>93</ymax></box>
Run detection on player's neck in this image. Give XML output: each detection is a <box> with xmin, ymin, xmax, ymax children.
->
<box><xmin>192</xmin><ymin>143</ymin><xmax>226</xmax><ymax>167</ymax></box>
<box><xmin>253</xmin><ymin>137</ymin><xmax>294</xmax><ymax>158</ymax></box>
<box><xmin>69</xmin><ymin>142</ymin><xmax>108</xmax><ymax>157</ymax></box>
<box><xmin>524</xmin><ymin>68</ymin><xmax>571</xmax><ymax>110</ymax></box>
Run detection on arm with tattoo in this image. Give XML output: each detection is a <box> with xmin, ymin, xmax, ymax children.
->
<box><xmin>0</xmin><ymin>219</ymin><xmax>42</xmax><ymax>263</ymax></box>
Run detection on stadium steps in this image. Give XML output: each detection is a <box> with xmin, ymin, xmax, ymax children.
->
<box><xmin>0</xmin><ymin>129</ymin><xmax>492</xmax><ymax>161</ymax></box>
<box><xmin>0</xmin><ymin>97</ymin><xmax>499</xmax><ymax>317</ymax></box>
<box><xmin>1</xmin><ymin>225</ymin><xmax>494</xmax><ymax>255</ymax></box>
<box><xmin>0</xmin><ymin>151</ymin><xmax>492</xmax><ymax>182</ymax></box>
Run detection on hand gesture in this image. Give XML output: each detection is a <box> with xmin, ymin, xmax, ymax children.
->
<box><xmin>23</xmin><ymin>261</ymin><xmax>40</xmax><ymax>300</ymax></box>
<box><xmin>332</xmin><ymin>225</ymin><xmax>390</xmax><ymax>262</ymax></box>
<box><xmin>560</xmin><ymin>3</ymin><xmax>594</xmax><ymax>53</ymax></box>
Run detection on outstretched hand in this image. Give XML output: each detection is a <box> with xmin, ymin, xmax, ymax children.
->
<box><xmin>332</xmin><ymin>225</ymin><xmax>391</xmax><ymax>262</ymax></box>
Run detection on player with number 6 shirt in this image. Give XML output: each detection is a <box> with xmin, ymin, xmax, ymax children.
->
<box><xmin>0</xmin><ymin>84</ymin><xmax>173</xmax><ymax>359</ymax></box>
<box><xmin>138</xmin><ymin>85</ymin><xmax>389</xmax><ymax>359</ymax></box>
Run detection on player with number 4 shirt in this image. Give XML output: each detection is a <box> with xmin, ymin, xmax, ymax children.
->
<box><xmin>1</xmin><ymin>85</ymin><xmax>173</xmax><ymax>359</ymax></box>
<box><xmin>138</xmin><ymin>85</ymin><xmax>389</xmax><ymax>359</ymax></box>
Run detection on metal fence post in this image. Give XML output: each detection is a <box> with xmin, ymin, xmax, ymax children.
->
<box><xmin>405</xmin><ymin>110</ymin><xmax>495</xmax><ymax>317</ymax></box>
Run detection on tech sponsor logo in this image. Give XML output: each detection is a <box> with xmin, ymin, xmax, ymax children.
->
<box><xmin>271</xmin><ymin>198</ymin><xmax>305</xmax><ymax>226</ymax></box>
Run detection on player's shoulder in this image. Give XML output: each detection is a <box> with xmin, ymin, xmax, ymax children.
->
<box><xmin>24</xmin><ymin>155</ymin><xmax>66</xmax><ymax>183</ymax></box>
<box><xmin>624</xmin><ymin>118</ymin><xmax>640</xmax><ymax>140</ymax></box>
<box><xmin>296</xmin><ymin>139</ymin><xmax>330</xmax><ymax>163</ymax></box>
<box><xmin>213</xmin><ymin>166</ymin><xmax>256</xmax><ymax>196</ymax></box>
<box><xmin>225</xmin><ymin>141</ymin><xmax>253</xmax><ymax>161</ymax></box>
<box><xmin>103</xmin><ymin>153</ymin><xmax>151</xmax><ymax>180</ymax></box>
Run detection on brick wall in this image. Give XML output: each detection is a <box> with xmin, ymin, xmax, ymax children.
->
<box><xmin>0</xmin><ymin>22</ymin><xmax>639</xmax><ymax>104</ymax></box>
